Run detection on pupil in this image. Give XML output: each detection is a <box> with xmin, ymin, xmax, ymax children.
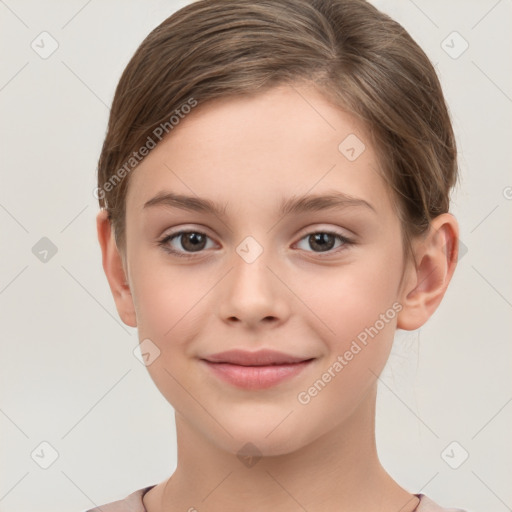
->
<box><xmin>184</xmin><ymin>233</ymin><xmax>205</xmax><ymax>251</ymax></box>
<box><xmin>311</xmin><ymin>233</ymin><xmax>334</xmax><ymax>252</ymax></box>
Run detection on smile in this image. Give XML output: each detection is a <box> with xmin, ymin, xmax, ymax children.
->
<box><xmin>200</xmin><ymin>359</ymin><xmax>315</xmax><ymax>390</ymax></box>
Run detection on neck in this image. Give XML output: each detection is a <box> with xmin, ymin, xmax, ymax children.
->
<box><xmin>147</xmin><ymin>384</ymin><xmax>419</xmax><ymax>512</ymax></box>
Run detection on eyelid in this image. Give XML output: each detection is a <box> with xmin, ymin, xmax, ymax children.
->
<box><xmin>157</xmin><ymin>228</ymin><xmax>218</xmax><ymax>258</ymax></box>
<box><xmin>294</xmin><ymin>223</ymin><xmax>356</xmax><ymax>240</ymax></box>
<box><xmin>292</xmin><ymin>229</ymin><xmax>354</xmax><ymax>256</ymax></box>
<box><xmin>157</xmin><ymin>225</ymin><xmax>356</xmax><ymax>258</ymax></box>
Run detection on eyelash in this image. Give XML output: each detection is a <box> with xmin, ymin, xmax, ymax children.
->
<box><xmin>157</xmin><ymin>229</ymin><xmax>355</xmax><ymax>259</ymax></box>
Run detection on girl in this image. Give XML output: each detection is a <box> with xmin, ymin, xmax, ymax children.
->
<box><xmin>92</xmin><ymin>0</ymin><xmax>466</xmax><ymax>510</ymax></box>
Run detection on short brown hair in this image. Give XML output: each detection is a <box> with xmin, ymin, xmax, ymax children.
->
<box><xmin>97</xmin><ymin>0</ymin><xmax>457</xmax><ymax>257</ymax></box>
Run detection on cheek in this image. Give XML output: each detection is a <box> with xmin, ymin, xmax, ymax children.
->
<box><xmin>128</xmin><ymin>241</ymin><xmax>208</xmax><ymax>336</ymax></box>
<box><xmin>291</xmin><ymin>246</ymin><xmax>403</xmax><ymax>389</ymax></box>
<box><xmin>297</xmin><ymin>249</ymin><xmax>402</xmax><ymax>342</ymax></box>
<box><xmin>129</xmin><ymin>262</ymin><xmax>211</xmax><ymax>408</ymax></box>
<box><xmin>293</xmin><ymin>264</ymin><xmax>401</xmax><ymax>428</ymax></box>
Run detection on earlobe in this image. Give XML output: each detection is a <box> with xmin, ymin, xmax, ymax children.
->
<box><xmin>397</xmin><ymin>213</ymin><xmax>459</xmax><ymax>331</ymax></box>
<box><xmin>96</xmin><ymin>209</ymin><xmax>137</xmax><ymax>328</ymax></box>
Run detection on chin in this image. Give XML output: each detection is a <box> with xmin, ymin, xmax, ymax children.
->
<box><xmin>203</xmin><ymin>412</ymin><xmax>317</xmax><ymax>459</ymax></box>
<box><xmin>220</xmin><ymin>433</ymin><xmax>305</xmax><ymax>459</ymax></box>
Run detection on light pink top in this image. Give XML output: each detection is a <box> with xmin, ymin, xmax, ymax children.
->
<box><xmin>84</xmin><ymin>485</ymin><xmax>468</xmax><ymax>511</ymax></box>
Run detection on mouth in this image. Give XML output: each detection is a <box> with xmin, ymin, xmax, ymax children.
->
<box><xmin>202</xmin><ymin>348</ymin><xmax>313</xmax><ymax>366</ymax></box>
<box><xmin>200</xmin><ymin>349</ymin><xmax>315</xmax><ymax>390</ymax></box>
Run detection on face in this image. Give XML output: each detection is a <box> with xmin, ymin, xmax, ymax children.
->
<box><xmin>120</xmin><ymin>84</ymin><xmax>412</xmax><ymax>456</ymax></box>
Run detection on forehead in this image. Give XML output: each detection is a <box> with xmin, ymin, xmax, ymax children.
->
<box><xmin>125</xmin><ymin>84</ymin><xmax>392</xmax><ymax>219</ymax></box>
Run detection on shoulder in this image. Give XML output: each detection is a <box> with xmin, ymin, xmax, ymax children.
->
<box><xmin>416</xmin><ymin>493</ymin><xmax>469</xmax><ymax>512</ymax></box>
<box><xmin>82</xmin><ymin>488</ymin><xmax>469</xmax><ymax>512</ymax></box>
<box><xmin>83</xmin><ymin>485</ymin><xmax>157</xmax><ymax>512</ymax></box>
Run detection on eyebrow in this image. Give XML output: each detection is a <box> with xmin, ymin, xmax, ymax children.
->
<box><xmin>143</xmin><ymin>190</ymin><xmax>376</xmax><ymax>217</ymax></box>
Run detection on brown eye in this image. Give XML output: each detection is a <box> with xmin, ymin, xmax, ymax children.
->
<box><xmin>178</xmin><ymin>232</ymin><xmax>208</xmax><ymax>252</ymax></box>
<box><xmin>308</xmin><ymin>233</ymin><xmax>337</xmax><ymax>252</ymax></box>
<box><xmin>158</xmin><ymin>230</ymin><xmax>213</xmax><ymax>257</ymax></box>
<box><xmin>295</xmin><ymin>231</ymin><xmax>353</xmax><ymax>255</ymax></box>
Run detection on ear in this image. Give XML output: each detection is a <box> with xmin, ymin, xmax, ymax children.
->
<box><xmin>96</xmin><ymin>209</ymin><xmax>137</xmax><ymax>328</ymax></box>
<box><xmin>397</xmin><ymin>213</ymin><xmax>459</xmax><ymax>331</ymax></box>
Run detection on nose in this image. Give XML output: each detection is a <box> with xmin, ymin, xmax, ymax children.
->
<box><xmin>218</xmin><ymin>247</ymin><xmax>291</xmax><ymax>329</ymax></box>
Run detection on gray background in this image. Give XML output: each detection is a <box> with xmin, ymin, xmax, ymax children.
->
<box><xmin>0</xmin><ymin>1</ymin><xmax>511</xmax><ymax>511</ymax></box>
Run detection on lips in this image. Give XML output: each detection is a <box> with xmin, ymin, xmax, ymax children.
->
<box><xmin>202</xmin><ymin>349</ymin><xmax>312</xmax><ymax>366</ymax></box>
<box><xmin>200</xmin><ymin>349</ymin><xmax>315</xmax><ymax>390</ymax></box>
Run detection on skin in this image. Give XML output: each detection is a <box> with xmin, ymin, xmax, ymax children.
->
<box><xmin>97</xmin><ymin>83</ymin><xmax>459</xmax><ymax>512</ymax></box>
